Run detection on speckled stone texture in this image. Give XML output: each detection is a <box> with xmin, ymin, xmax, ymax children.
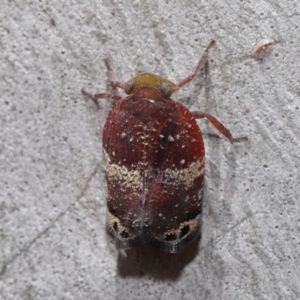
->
<box><xmin>1</xmin><ymin>1</ymin><xmax>300</xmax><ymax>299</ymax></box>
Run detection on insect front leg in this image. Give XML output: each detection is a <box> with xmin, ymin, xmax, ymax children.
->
<box><xmin>104</xmin><ymin>58</ymin><xmax>126</xmax><ymax>90</ymax></box>
<box><xmin>192</xmin><ymin>111</ymin><xmax>248</xmax><ymax>142</ymax></box>
<box><xmin>81</xmin><ymin>88</ymin><xmax>122</xmax><ymax>108</ymax></box>
<box><xmin>81</xmin><ymin>57</ymin><xmax>126</xmax><ymax>107</ymax></box>
<box><xmin>176</xmin><ymin>39</ymin><xmax>216</xmax><ymax>89</ymax></box>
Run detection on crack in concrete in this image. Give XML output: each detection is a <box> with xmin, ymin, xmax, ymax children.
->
<box><xmin>0</xmin><ymin>166</ymin><xmax>99</xmax><ymax>277</ymax></box>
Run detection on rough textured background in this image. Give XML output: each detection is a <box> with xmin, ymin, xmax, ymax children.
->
<box><xmin>1</xmin><ymin>1</ymin><xmax>300</xmax><ymax>299</ymax></box>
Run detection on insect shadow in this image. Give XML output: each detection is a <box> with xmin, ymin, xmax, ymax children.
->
<box><xmin>117</xmin><ymin>233</ymin><xmax>200</xmax><ymax>279</ymax></box>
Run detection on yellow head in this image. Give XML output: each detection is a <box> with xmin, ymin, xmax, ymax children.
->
<box><xmin>124</xmin><ymin>73</ymin><xmax>178</xmax><ymax>98</ymax></box>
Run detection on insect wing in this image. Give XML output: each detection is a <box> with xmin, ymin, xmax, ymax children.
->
<box><xmin>103</xmin><ymin>93</ymin><xmax>204</xmax><ymax>253</ymax></box>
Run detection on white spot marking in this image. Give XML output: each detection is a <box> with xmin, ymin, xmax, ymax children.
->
<box><xmin>164</xmin><ymin>158</ymin><xmax>204</xmax><ymax>189</ymax></box>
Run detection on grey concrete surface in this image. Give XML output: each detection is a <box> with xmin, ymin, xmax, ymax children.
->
<box><xmin>1</xmin><ymin>1</ymin><xmax>300</xmax><ymax>299</ymax></box>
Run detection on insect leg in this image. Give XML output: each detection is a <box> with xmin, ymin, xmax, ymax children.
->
<box><xmin>104</xmin><ymin>58</ymin><xmax>125</xmax><ymax>90</ymax></box>
<box><xmin>81</xmin><ymin>88</ymin><xmax>122</xmax><ymax>107</ymax></box>
<box><xmin>192</xmin><ymin>111</ymin><xmax>248</xmax><ymax>142</ymax></box>
<box><xmin>176</xmin><ymin>39</ymin><xmax>216</xmax><ymax>89</ymax></box>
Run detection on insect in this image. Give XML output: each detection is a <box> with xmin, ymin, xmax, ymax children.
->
<box><xmin>251</xmin><ymin>38</ymin><xmax>275</xmax><ymax>60</ymax></box>
<box><xmin>82</xmin><ymin>39</ymin><xmax>247</xmax><ymax>253</ymax></box>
